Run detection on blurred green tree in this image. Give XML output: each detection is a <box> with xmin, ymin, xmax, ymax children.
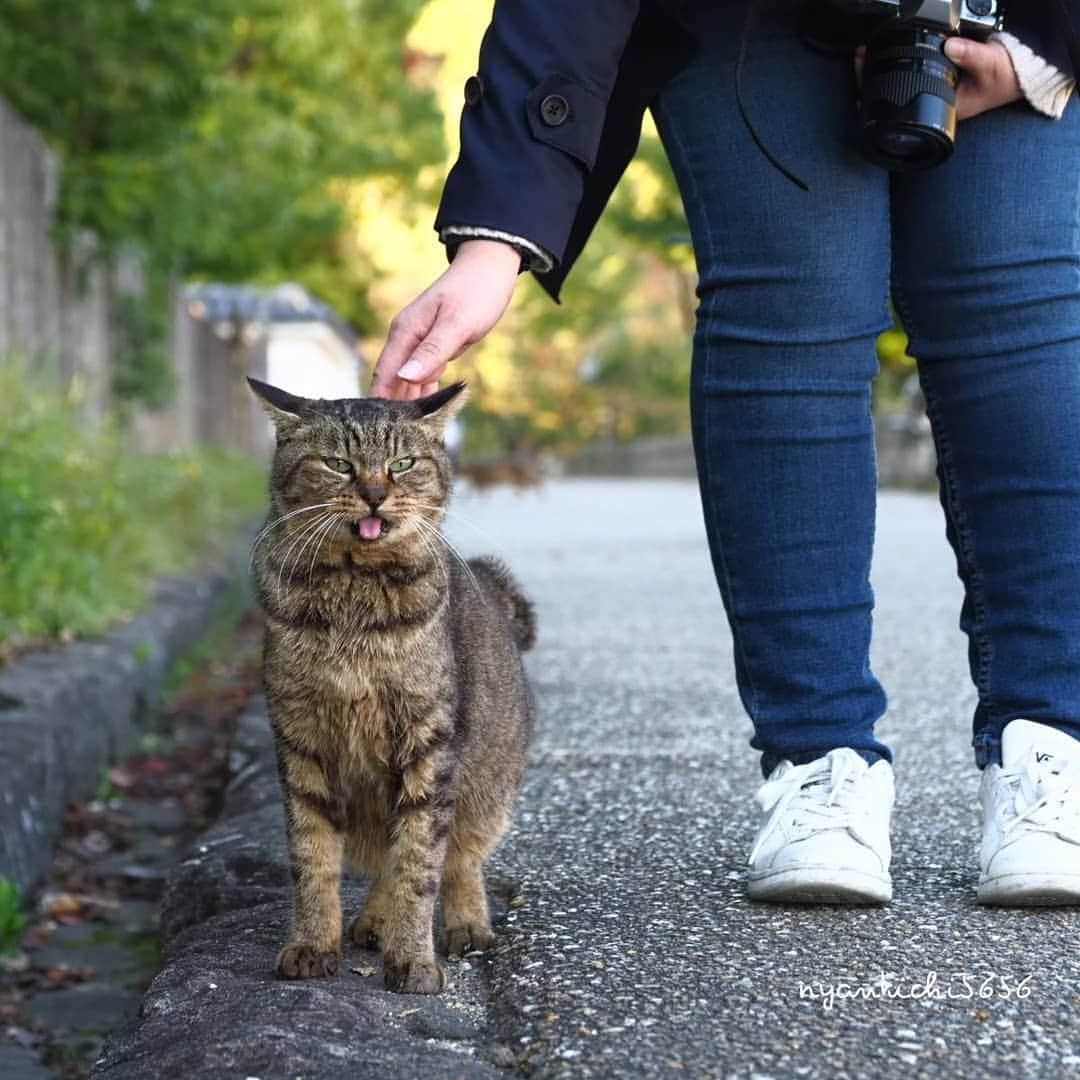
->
<box><xmin>0</xmin><ymin>0</ymin><xmax>443</xmax><ymax>328</ymax></box>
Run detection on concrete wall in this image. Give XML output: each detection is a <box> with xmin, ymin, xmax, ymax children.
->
<box><xmin>0</xmin><ymin>97</ymin><xmax>116</xmax><ymax>422</ymax></box>
<box><xmin>190</xmin><ymin>318</ymin><xmax>269</xmax><ymax>456</ymax></box>
<box><xmin>129</xmin><ymin>289</ymin><xmax>270</xmax><ymax>457</ymax></box>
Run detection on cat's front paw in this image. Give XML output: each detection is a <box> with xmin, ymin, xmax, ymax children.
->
<box><xmin>384</xmin><ymin>957</ymin><xmax>446</xmax><ymax>995</ymax></box>
<box><xmin>275</xmin><ymin>942</ymin><xmax>340</xmax><ymax>979</ymax></box>
<box><xmin>442</xmin><ymin>923</ymin><xmax>494</xmax><ymax>960</ymax></box>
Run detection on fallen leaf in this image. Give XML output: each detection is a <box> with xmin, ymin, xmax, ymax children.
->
<box><xmin>75</xmin><ymin>830</ymin><xmax>113</xmax><ymax>858</ymax></box>
<box><xmin>107</xmin><ymin>766</ymin><xmax>136</xmax><ymax>790</ymax></box>
<box><xmin>39</xmin><ymin>891</ymin><xmax>84</xmax><ymax>918</ymax></box>
<box><xmin>43</xmin><ymin>966</ymin><xmax>89</xmax><ymax>984</ymax></box>
<box><xmin>0</xmin><ymin>951</ymin><xmax>31</xmax><ymax>973</ymax></box>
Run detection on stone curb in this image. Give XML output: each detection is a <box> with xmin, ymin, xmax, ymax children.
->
<box><xmin>90</xmin><ymin>702</ymin><xmax>512</xmax><ymax>1080</ymax></box>
<box><xmin>0</xmin><ymin>534</ymin><xmax>252</xmax><ymax>895</ymax></box>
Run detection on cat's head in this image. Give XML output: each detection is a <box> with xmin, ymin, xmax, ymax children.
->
<box><xmin>248</xmin><ymin>377</ymin><xmax>467</xmax><ymax>554</ymax></box>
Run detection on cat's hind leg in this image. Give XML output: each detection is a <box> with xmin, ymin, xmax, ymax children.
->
<box><xmin>440</xmin><ymin>815</ymin><xmax>507</xmax><ymax>959</ymax></box>
<box><xmin>347</xmin><ymin>870</ymin><xmax>392</xmax><ymax>951</ymax></box>
<box><xmin>343</xmin><ymin>789</ymin><xmax>393</xmax><ymax>949</ymax></box>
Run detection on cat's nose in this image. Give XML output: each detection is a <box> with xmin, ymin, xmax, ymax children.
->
<box><xmin>358</xmin><ymin>485</ymin><xmax>387</xmax><ymax>510</ymax></box>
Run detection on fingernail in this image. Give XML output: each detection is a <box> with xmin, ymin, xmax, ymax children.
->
<box><xmin>397</xmin><ymin>359</ymin><xmax>424</xmax><ymax>380</ymax></box>
<box><xmin>944</xmin><ymin>37</ymin><xmax>966</xmax><ymax>59</ymax></box>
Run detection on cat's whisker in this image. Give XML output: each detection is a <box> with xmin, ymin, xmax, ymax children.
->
<box><xmin>273</xmin><ymin>516</ymin><xmax>328</xmax><ymax>597</ymax></box>
<box><xmin>409</xmin><ymin>503</ymin><xmax>503</xmax><ymax>551</ymax></box>
<box><xmin>306</xmin><ymin>516</ymin><xmax>343</xmax><ymax>587</ymax></box>
<box><xmin>413</xmin><ymin>526</ymin><xmax>450</xmax><ymax>595</ymax></box>
<box><xmin>275</xmin><ymin>512</ymin><xmax>336</xmax><ymax>595</ymax></box>
<box><xmin>413</xmin><ymin>517</ymin><xmax>485</xmax><ymax>604</ymax></box>
<box><xmin>250</xmin><ymin>502</ymin><xmax>338</xmax><ymax>569</ymax></box>
<box><xmin>293</xmin><ymin>512</ymin><xmax>341</xmax><ymax>590</ymax></box>
<box><xmin>306</xmin><ymin>514</ymin><xmax>345</xmax><ymax>587</ymax></box>
<box><xmin>286</xmin><ymin>512</ymin><xmax>343</xmax><ymax>592</ymax></box>
<box><xmin>254</xmin><ymin>501</ymin><xmax>338</xmax><ymax>543</ymax></box>
<box><xmin>261</xmin><ymin>506</ymin><xmax>339</xmax><ymax>565</ymax></box>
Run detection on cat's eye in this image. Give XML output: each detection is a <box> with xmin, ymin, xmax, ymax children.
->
<box><xmin>388</xmin><ymin>457</ymin><xmax>414</xmax><ymax>474</ymax></box>
<box><xmin>324</xmin><ymin>457</ymin><xmax>353</xmax><ymax>474</ymax></box>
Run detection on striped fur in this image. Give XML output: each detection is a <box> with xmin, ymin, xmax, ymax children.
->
<box><xmin>249</xmin><ymin>379</ymin><xmax>534</xmax><ymax>994</ymax></box>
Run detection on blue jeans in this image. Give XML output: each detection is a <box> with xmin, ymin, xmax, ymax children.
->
<box><xmin>653</xmin><ymin>2</ymin><xmax>1080</xmax><ymax>777</ymax></box>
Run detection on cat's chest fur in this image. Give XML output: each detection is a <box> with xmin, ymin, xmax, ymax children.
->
<box><xmin>264</xmin><ymin>565</ymin><xmax>452</xmax><ymax>784</ymax></box>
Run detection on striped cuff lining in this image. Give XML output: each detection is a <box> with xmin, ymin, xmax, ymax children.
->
<box><xmin>439</xmin><ymin>225</ymin><xmax>556</xmax><ymax>275</ymax></box>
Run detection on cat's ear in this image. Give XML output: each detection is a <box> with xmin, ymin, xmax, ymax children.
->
<box><xmin>248</xmin><ymin>376</ymin><xmax>307</xmax><ymax>435</ymax></box>
<box><xmin>414</xmin><ymin>380</ymin><xmax>469</xmax><ymax>434</ymax></box>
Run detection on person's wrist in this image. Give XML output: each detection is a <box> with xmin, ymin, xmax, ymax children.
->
<box><xmin>453</xmin><ymin>238</ymin><xmax>524</xmax><ymax>275</ymax></box>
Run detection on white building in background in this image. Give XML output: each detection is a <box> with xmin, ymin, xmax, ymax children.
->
<box><xmin>262</xmin><ymin>284</ymin><xmax>361</xmax><ymax>402</ymax></box>
<box><xmin>178</xmin><ymin>282</ymin><xmax>364</xmax><ymax>456</ymax></box>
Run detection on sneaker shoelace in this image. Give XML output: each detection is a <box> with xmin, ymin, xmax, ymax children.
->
<box><xmin>1000</xmin><ymin>755</ymin><xmax>1080</xmax><ymax>844</ymax></box>
<box><xmin>749</xmin><ymin>752</ymin><xmax>874</xmax><ymax>865</ymax></box>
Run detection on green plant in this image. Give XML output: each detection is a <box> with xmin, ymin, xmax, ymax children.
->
<box><xmin>93</xmin><ymin>768</ymin><xmax>116</xmax><ymax>802</ymax></box>
<box><xmin>0</xmin><ymin>364</ymin><xmax>264</xmax><ymax>650</ymax></box>
<box><xmin>138</xmin><ymin>731</ymin><xmax>175</xmax><ymax>756</ymax></box>
<box><xmin>0</xmin><ymin>877</ymin><xmax>27</xmax><ymax>955</ymax></box>
<box><xmin>111</xmin><ymin>293</ymin><xmax>175</xmax><ymax>412</ymax></box>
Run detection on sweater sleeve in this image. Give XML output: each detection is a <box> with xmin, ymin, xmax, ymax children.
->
<box><xmin>992</xmin><ymin>30</ymin><xmax>1076</xmax><ymax>119</ymax></box>
<box><xmin>434</xmin><ymin>0</ymin><xmax>642</xmax><ymax>272</ymax></box>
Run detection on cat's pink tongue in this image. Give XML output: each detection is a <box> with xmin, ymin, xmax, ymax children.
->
<box><xmin>357</xmin><ymin>516</ymin><xmax>383</xmax><ymax>540</ymax></box>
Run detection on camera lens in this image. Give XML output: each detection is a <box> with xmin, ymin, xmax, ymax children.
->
<box><xmin>858</xmin><ymin>24</ymin><xmax>958</xmax><ymax>171</ymax></box>
<box><xmin>877</xmin><ymin>130</ymin><xmax>931</xmax><ymax>158</ymax></box>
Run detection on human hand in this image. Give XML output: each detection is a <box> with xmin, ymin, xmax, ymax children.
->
<box><xmin>369</xmin><ymin>239</ymin><xmax>521</xmax><ymax>401</ymax></box>
<box><xmin>854</xmin><ymin>37</ymin><xmax>1022</xmax><ymax>121</ymax></box>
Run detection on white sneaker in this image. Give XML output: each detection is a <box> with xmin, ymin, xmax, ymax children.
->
<box><xmin>747</xmin><ymin>747</ymin><xmax>893</xmax><ymax>904</ymax></box>
<box><xmin>977</xmin><ymin>718</ymin><xmax>1080</xmax><ymax>906</ymax></box>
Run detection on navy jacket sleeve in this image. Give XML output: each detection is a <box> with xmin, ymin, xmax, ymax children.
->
<box><xmin>434</xmin><ymin>1</ymin><xmax>642</xmax><ymax>271</ymax></box>
<box><xmin>1008</xmin><ymin>0</ymin><xmax>1077</xmax><ymax>79</ymax></box>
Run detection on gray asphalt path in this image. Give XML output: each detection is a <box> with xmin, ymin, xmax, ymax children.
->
<box><xmin>444</xmin><ymin>478</ymin><xmax>1080</xmax><ymax>1079</ymax></box>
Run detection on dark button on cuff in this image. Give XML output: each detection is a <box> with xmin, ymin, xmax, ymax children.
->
<box><xmin>464</xmin><ymin>74</ymin><xmax>484</xmax><ymax>107</ymax></box>
<box><xmin>539</xmin><ymin>93</ymin><xmax>570</xmax><ymax>127</ymax></box>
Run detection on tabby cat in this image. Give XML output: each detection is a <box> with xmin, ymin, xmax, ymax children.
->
<box><xmin>248</xmin><ymin>377</ymin><xmax>535</xmax><ymax>995</ymax></box>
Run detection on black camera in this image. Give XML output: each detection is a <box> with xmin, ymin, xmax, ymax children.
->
<box><xmin>834</xmin><ymin>0</ymin><xmax>1005</xmax><ymax>170</ymax></box>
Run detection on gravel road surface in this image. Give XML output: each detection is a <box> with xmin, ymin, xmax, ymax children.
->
<box><xmin>447</xmin><ymin>479</ymin><xmax>1079</xmax><ymax>1079</ymax></box>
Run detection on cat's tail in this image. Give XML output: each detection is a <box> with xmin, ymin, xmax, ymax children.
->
<box><xmin>469</xmin><ymin>556</ymin><xmax>537</xmax><ymax>652</ymax></box>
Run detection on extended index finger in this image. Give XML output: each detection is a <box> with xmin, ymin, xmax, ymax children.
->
<box><xmin>370</xmin><ymin>305</ymin><xmax>435</xmax><ymax>399</ymax></box>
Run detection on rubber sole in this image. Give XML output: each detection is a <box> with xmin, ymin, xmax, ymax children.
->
<box><xmin>977</xmin><ymin>873</ymin><xmax>1080</xmax><ymax>907</ymax></box>
<box><xmin>747</xmin><ymin>865</ymin><xmax>892</xmax><ymax>904</ymax></box>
